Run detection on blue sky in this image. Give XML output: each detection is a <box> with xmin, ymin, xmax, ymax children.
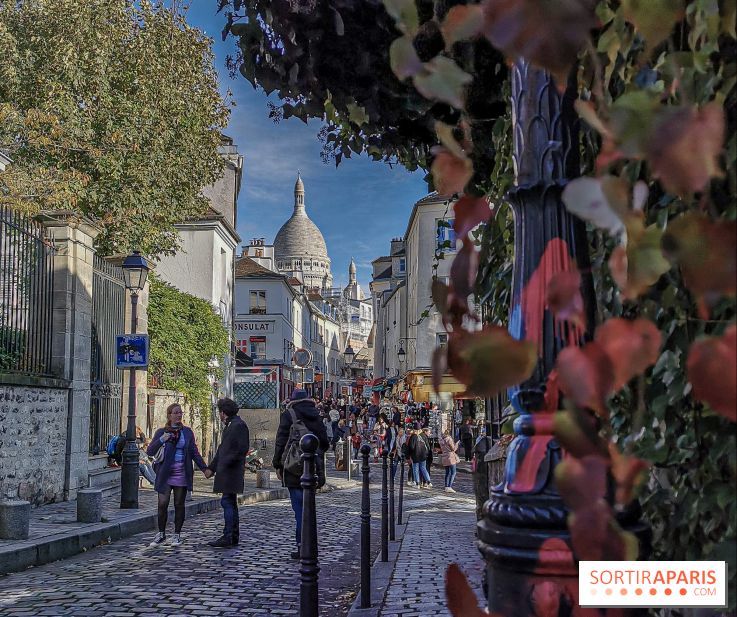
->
<box><xmin>185</xmin><ymin>2</ymin><xmax>429</xmax><ymax>290</ymax></box>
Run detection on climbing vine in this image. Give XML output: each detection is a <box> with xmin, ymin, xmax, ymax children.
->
<box><xmin>147</xmin><ymin>276</ymin><xmax>230</xmax><ymax>428</ymax></box>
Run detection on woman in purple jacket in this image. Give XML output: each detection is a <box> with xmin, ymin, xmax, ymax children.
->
<box><xmin>146</xmin><ymin>403</ymin><xmax>208</xmax><ymax>547</ymax></box>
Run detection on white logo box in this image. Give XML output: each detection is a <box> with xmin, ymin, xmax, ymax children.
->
<box><xmin>579</xmin><ymin>561</ymin><xmax>727</xmax><ymax>608</ymax></box>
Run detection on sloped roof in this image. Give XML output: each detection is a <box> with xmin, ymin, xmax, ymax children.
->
<box><xmin>234</xmin><ymin>256</ymin><xmax>280</xmax><ymax>278</ymax></box>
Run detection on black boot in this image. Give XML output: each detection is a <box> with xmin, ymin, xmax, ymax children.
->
<box><xmin>207</xmin><ymin>535</ymin><xmax>234</xmax><ymax>548</ymax></box>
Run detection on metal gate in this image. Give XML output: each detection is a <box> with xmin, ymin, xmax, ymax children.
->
<box><xmin>89</xmin><ymin>255</ymin><xmax>126</xmax><ymax>454</ymax></box>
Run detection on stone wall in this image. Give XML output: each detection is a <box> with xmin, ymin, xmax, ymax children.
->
<box><xmin>0</xmin><ymin>385</ymin><xmax>69</xmax><ymax>505</ymax></box>
<box><xmin>238</xmin><ymin>408</ymin><xmax>281</xmax><ymax>466</ymax></box>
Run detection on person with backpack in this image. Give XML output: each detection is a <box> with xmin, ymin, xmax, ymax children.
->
<box><xmin>272</xmin><ymin>389</ymin><xmax>329</xmax><ymax>560</ymax></box>
<box><xmin>146</xmin><ymin>403</ymin><xmax>209</xmax><ymax>547</ymax></box>
<box><xmin>407</xmin><ymin>423</ymin><xmax>432</xmax><ymax>488</ymax></box>
<box><xmin>205</xmin><ymin>398</ymin><xmax>250</xmax><ymax>548</ymax></box>
<box><xmin>106</xmin><ymin>432</ymin><xmax>126</xmax><ymax>466</ymax></box>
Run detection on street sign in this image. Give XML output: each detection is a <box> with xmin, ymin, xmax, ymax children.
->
<box><xmin>116</xmin><ymin>334</ymin><xmax>149</xmax><ymax>369</ymax></box>
<box><xmin>292</xmin><ymin>347</ymin><xmax>312</xmax><ymax>368</ymax></box>
<box><xmin>302</xmin><ymin>367</ymin><xmax>315</xmax><ymax>383</ymax></box>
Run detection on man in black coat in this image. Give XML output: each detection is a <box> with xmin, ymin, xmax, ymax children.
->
<box><xmin>206</xmin><ymin>398</ymin><xmax>250</xmax><ymax>547</ymax></box>
<box><xmin>272</xmin><ymin>389</ymin><xmax>329</xmax><ymax>559</ymax></box>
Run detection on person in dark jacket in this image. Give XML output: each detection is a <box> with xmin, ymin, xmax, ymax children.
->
<box><xmin>146</xmin><ymin>403</ymin><xmax>208</xmax><ymax>547</ymax></box>
<box><xmin>206</xmin><ymin>398</ymin><xmax>250</xmax><ymax>548</ymax></box>
<box><xmin>459</xmin><ymin>418</ymin><xmax>474</xmax><ymax>462</ymax></box>
<box><xmin>272</xmin><ymin>389</ymin><xmax>329</xmax><ymax>560</ymax></box>
<box><xmin>407</xmin><ymin>424</ymin><xmax>432</xmax><ymax>488</ymax></box>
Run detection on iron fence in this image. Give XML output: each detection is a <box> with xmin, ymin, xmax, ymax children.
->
<box><xmin>89</xmin><ymin>254</ymin><xmax>126</xmax><ymax>454</ymax></box>
<box><xmin>0</xmin><ymin>206</ymin><xmax>55</xmax><ymax>376</ymax></box>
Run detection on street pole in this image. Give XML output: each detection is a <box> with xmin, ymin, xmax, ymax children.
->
<box><xmin>380</xmin><ymin>448</ymin><xmax>388</xmax><ymax>562</ymax></box>
<box><xmin>359</xmin><ymin>443</ymin><xmax>371</xmax><ymax>608</ymax></box>
<box><xmin>476</xmin><ymin>60</ymin><xmax>647</xmax><ymax>614</ymax></box>
<box><xmin>389</xmin><ymin>452</ymin><xmax>396</xmax><ymax>541</ymax></box>
<box><xmin>120</xmin><ymin>293</ymin><xmax>139</xmax><ymax>509</ymax></box>
<box><xmin>397</xmin><ymin>454</ymin><xmax>405</xmax><ymax>525</ymax></box>
<box><xmin>299</xmin><ymin>434</ymin><xmax>320</xmax><ymax>617</ymax></box>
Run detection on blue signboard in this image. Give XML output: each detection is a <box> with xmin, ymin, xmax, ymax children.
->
<box><xmin>116</xmin><ymin>334</ymin><xmax>149</xmax><ymax>369</ymax></box>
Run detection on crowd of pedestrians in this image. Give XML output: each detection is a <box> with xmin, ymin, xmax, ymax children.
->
<box><xmin>131</xmin><ymin>389</ymin><xmax>482</xmax><ymax>559</ymax></box>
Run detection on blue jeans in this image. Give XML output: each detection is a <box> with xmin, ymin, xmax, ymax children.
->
<box><xmin>444</xmin><ymin>464</ymin><xmax>457</xmax><ymax>488</ymax></box>
<box><xmin>368</xmin><ymin>416</ymin><xmax>377</xmax><ymax>432</ymax></box>
<box><xmin>288</xmin><ymin>487</ymin><xmax>303</xmax><ymax>547</ymax></box>
<box><xmin>221</xmin><ymin>493</ymin><xmax>239</xmax><ymax>540</ymax></box>
<box><xmin>412</xmin><ymin>460</ymin><xmax>431</xmax><ymax>484</ymax></box>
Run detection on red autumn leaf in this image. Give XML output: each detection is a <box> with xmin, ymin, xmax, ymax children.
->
<box><xmin>647</xmin><ymin>102</ymin><xmax>725</xmax><ymax>196</ymax></box>
<box><xmin>449</xmin><ymin>241</ymin><xmax>479</xmax><ymax>300</ymax></box>
<box><xmin>568</xmin><ymin>500</ymin><xmax>639</xmax><ymax>561</ymax></box>
<box><xmin>594</xmin><ymin>318</ymin><xmax>662</xmax><ymax>390</ymax></box>
<box><xmin>431</xmin><ymin>278</ymin><xmax>449</xmax><ymax>314</ymax></box>
<box><xmin>555</xmin><ymin>456</ymin><xmax>608</xmax><ymax>510</ymax></box>
<box><xmin>432</xmin><ymin>345</ymin><xmax>448</xmax><ymax>394</ymax></box>
<box><xmin>555</xmin><ymin>343</ymin><xmax>614</xmax><ymax>417</ymax></box>
<box><xmin>608</xmin><ymin>443</ymin><xmax>650</xmax><ymax>506</ymax></box>
<box><xmin>453</xmin><ymin>194</ymin><xmax>492</xmax><ymax>237</ymax></box>
<box><xmin>687</xmin><ymin>325</ymin><xmax>737</xmax><ymax>423</ymax></box>
<box><xmin>546</xmin><ymin>269</ymin><xmax>584</xmax><ymax>327</ymax></box>
<box><xmin>445</xmin><ymin>563</ymin><xmax>492</xmax><ymax>617</ymax></box>
<box><xmin>480</xmin><ymin>0</ymin><xmax>598</xmax><ymax>89</ymax></box>
<box><xmin>662</xmin><ymin>212</ymin><xmax>737</xmax><ymax>313</ymax></box>
<box><xmin>431</xmin><ymin>147</ymin><xmax>473</xmax><ymax>195</ymax></box>
<box><xmin>446</xmin><ymin>326</ymin><xmax>537</xmax><ymax>397</ymax></box>
<box><xmin>441</xmin><ymin>4</ymin><xmax>485</xmax><ymax>49</ymax></box>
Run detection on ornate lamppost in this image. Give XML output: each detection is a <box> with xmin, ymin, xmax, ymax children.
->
<box><xmin>477</xmin><ymin>61</ymin><xmax>645</xmax><ymax>614</ymax></box>
<box><xmin>120</xmin><ymin>251</ymin><xmax>150</xmax><ymax>509</ymax></box>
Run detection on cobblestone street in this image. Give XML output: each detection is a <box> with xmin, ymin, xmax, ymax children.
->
<box><xmin>0</xmin><ymin>467</ymin><xmax>482</xmax><ymax>616</ymax></box>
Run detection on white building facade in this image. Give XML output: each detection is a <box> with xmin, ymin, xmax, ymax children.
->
<box><xmin>153</xmin><ymin>136</ymin><xmax>243</xmax><ymax>398</ymax></box>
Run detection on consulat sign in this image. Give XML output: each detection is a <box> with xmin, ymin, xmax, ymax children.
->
<box><xmin>235</xmin><ymin>321</ymin><xmax>274</xmax><ymax>333</ymax></box>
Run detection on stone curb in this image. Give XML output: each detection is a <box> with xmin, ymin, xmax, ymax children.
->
<box><xmin>346</xmin><ymin>521</ymin><xmax>409</xmax><ymax>617</ymax></box>
<box><xmin>0</xmin><ymin>478</ymin><xmax>357</xmax><ymax>576</ymax></box>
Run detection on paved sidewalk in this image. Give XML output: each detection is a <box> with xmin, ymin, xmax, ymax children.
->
<box><xmin>0</xmin><ymin>471</ymin><xmax>356</xmax><ymax>575</ymax></box>
<box><xmin>347</xmin><ymin>475</ymin><xmax>485</xmax><ymax>617</ymax></box>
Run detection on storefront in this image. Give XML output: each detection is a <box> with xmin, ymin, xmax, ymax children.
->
<box><xmin>404</xmin><ymin>370</ymin><xmax>465</xmax><ymax>409</ymax></box>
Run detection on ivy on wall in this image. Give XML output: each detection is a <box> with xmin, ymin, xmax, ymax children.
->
<box><xmin>147</xmin><ymin>276</ymin><xmax>230</xmax><ymax>427</ymax></box>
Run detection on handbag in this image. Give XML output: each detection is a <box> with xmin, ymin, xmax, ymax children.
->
<box><xmin>152</xmin><ymin>442</ymin><xmax>166</xmax><ymax>469</ymax></box>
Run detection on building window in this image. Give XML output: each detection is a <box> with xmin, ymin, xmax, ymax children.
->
<box><xmin>436</xmin><ymin>219</ymin><xmax>457</xmax><ymax>252</ymax></box>
<box><xmin>249</xmin><ymin>336</ymin><xmax>267</xmax><ymax>360</ymax></box>
<box><xmin>399</xmin><ymin>257</ymin><xmax>406</xmax><ymax>273</ymax></box>
<box><xmin>436</xmin><ymin>333</ymin><xmax>448</xmax><ymax>348</ymax></box>
<box><xmin>249</xmin><ymin>290</ymin><xmax>267</xmax><ymax>314</ymax></box>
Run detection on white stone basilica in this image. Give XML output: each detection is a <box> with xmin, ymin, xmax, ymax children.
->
<box><xmin>273</xmin><ymin>173</ymin><xmax>333</xmax><ymax>291</ymax></box>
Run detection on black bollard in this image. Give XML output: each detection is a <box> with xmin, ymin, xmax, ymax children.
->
<box><xmin>360</xmin><ymin>443</ymin><xmax>371</xmax><ymax>609</ymax></box>
<box><xmin>389</xmin><ymin>453</ymin><xmax>396</xmax><ymax>541</ymax></box>
<box><xmin>299</xmin><ymin>434</ymin><xmax>320</xmax><ymax>617</ymax></box>
<box><xmin>397</xmin><ymin>454</ymin><xmax>405</xmax><ymax>526</ymax></box>
<box><xmin>380</xmin><ymin>448</ymin><xmax>389</xmax><ymax>562</ymax></box>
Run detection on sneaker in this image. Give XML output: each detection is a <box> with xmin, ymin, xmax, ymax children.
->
<box><xmin>407</xmin><ymin>481</ymin><xmax>416</xmax><ymax>486</ymax></box>
<box><xmin>171</xmin><ymin>533</ymin><xmax>182</xmax><ymax>546</ymax></box>
<box><xmin>445</xmin><ymin>487</ymin><xmax>456</xmax><ymax>493</ymax></box>
<box><xmin>149</xmin><ymin>532</ymin><xmax>166</xmax><ymax>546</ymax></box>
<box><xmin>426</xmin><ymin>483</ymin><xmax>433</xmax><ymax>488</ymax></box>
